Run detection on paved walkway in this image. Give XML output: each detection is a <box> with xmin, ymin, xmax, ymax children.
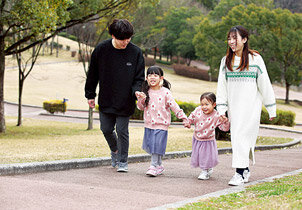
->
<box><xmin>0</xmin><ymin>146</ymin><xmax>301</xmax><ymax>210</ymax></box>
<box><xmin>2</xmin><ymin>102</ymin><xmax>302</xmax><ymax>209</ymax></box>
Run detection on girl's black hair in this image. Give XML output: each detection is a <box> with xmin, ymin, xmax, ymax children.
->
<box><xmin>200</xmin><ymin>92</ymin><xmax>216</xmax><ymax>104</ymax></box>
<box><xmin>108</xmin><ymin>19</ymin><xmax>134</xmax><ymax>40</ymax></box>
<box><xmin>141</xmin><ymin>66</ymin><xmax>171</xmax><ymax>107</ymax></box>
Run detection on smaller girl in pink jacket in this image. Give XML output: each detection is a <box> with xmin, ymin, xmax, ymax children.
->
<box><xmin>136</xmin><ymin>66</ymin><xmax>188</xmax><ymax>177</ymax></box>
<box><xmin>184</xmin><ymin>92</ymin><xmax>230</xmax><ymax>180</ymax></box>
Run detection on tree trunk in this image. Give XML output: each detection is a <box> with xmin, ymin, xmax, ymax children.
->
<box><xmin>0</xmin><ymin>29</ymin><xmax>6</xmax><ymax>133</ymax></box>
<box><xmin>50</xmin><ymin>36</ymin><xmax>54</xmax><ymax>55</ymax></box>
<box><xmin>153</xmin><ymin>47</ymin><xmax>157</xmax><ymax>60</ymax></box>
<box><xmin>17</xmin><ymin>55</ymin><xmax>24</xmax><ymax>126</ymax></box>
<box><xmin>186</xmin><ymin>58</ymin><xmax>191</xmax><ymax>66</ymax></box>
<box><xmin>285</xmin><ymin>82</ymin><xmax>290</xmax><ymax>104</ymax></box>
<box><xmin>87</xmin><ymin>106</ymin><xmax>93</xmax><ymax>130</ymax></box>
<box><xmin>42</xmin><ymin>43</ymin><xmax>45</xmax><ymax>56</ymax></box>
<box><xmin>56</xmin><ymin>35</ymin><xmax>59</xmax><ymax>58</ymax></box>
<box><xmin>17</xmin><ymin>78</ymin><xmax>24</xmax><ymax>126</ymax></box>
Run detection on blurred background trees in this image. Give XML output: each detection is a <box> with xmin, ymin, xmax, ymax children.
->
<box><xmin>1</xmin><ymin>0</ymin><xmax>301</xmax><ymax>132</ymax></box>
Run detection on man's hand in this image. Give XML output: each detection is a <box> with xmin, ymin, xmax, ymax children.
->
<box><xmin>88</xmin><ymin>99</ymin><xmax>95</xmax><ymax>108</ymax></box>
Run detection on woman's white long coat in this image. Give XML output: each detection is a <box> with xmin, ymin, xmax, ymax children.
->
<box><xmin>216</xmin><ymin>54</ymin><xmax>276</xmax><ymax>168</ymax></box>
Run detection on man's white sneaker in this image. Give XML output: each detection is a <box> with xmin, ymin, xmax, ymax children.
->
<box><xmin>117</xmin><ymin>162</ymin><xmax>128</xmax><ymax>172</ymax></box>
<box><xmin>198</xmin><ymin>170</ymin><xmax>210</xmax><ymax>180</ymax></box>
<box><xmin>243</xmin><ymin>170</ymin><xmax>250</xmax><ymax>183</ymax></box>
<box><xmin>228</xmin><ymin>173</ymin><xmax>244</xmax><ymax>186</ymax></box>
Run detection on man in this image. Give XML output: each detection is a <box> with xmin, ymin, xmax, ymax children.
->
<box><xmin>85</xmin><ymin>19</ymin><xmax>145</xmax><ymax>172</ymax></box>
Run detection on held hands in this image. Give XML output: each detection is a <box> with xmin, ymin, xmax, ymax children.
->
<box><xmin>219</xmin><ymin>115</ymin><xmax>228</xmax><ymax>123</ymax></box>
<box><xmin>135</xmin><ymin>91</ymin><xmax>146</xmax><ymax>100</ymax></box>
<box><xmin>183</xmin><ymin>122</ymin><xmax>191</xmax><ymax>129</ymax></box>
<box><xmin>88</xmin><ymin>99</ymin><xmax>95</xmax><ymax>108</ymax></box>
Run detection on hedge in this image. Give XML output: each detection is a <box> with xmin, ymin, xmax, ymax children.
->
<box><xmin>261</xmin><ymin>108</ymin><xmax>296</xmax><ymax>127</ymax></box>
<box><xmin>156</xmin><ymin>59</ymin><xmax>172</xmax><ymax>65</ymax></box>
<box><xmin>130</xmin><ymin>101</ymin><xmax>296</xmax><ymax>140</ymax></box>
<box><xmin>144</xmin><ymin>56</ymin><xmax>156</xmax><ymax>67</ymax></box>
<box><xmin>173</xmin><ymin>64</ymin><xmax>217</xmax><ymax>82</ymax></box>
<box><xmin>171</xmin><ymin>56</ymin><xmax>186</xmax><ymax>65</ymax></box>
<box><xmin>43</xmin><ymin>99</ymin><xmax>68</xmax><ymax>114</ymax></box>
<box><xmin>58</xmin><ymin>32</ymin><xmax>77</xmax><ymax>42</ymax></box>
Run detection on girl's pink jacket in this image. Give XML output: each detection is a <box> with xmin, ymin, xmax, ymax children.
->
<box><xmin>188</xmin><ymin>106</ymin><xmax>230</xmax><ymax>141</ymax></box>
<box><xmin>137</xmin><ymin>87</ymin><xmax>188</xmax><ymax>130</ymax></box>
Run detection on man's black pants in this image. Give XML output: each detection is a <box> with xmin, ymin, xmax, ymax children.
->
<box><xmin>99</xmin><ymin>111</ymin><xmax>130</xmax><ymax>163</ymax></box>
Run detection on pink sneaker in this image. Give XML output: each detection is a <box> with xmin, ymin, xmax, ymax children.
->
<box><xmin>146</xmin><ymin>166</ymin><xmax>157</xmax><ymax>177</ymax></box>
<box><xmin>156</xmin><ymin>165</ymin><xmax>164</xmax><ymax>175</ymax></box>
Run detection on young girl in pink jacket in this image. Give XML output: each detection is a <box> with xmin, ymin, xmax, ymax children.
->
<box><xmin>185</xmin><ymin>92</ymin><xmax>230</xmax><ymax>180</ymax></box>
<box><xmin>136</xmin><ymin>66</ymin><xmax>188</xmax><ymax>177</ymax></box>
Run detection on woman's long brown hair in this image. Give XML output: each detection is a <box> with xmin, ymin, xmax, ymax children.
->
<box><xmin>225</xmin><ymin>26</ymin><xmax>259</xmax><ymax>71</ymax></box>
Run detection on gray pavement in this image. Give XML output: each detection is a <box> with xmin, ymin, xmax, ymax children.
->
<box><xmin>1</xmin><ymin>102</ymin><xmax>302</xmax><ymax>209</ymax></box>
<box><xmin>0</xmin><ymin>146</ymin><xmax>301</xmax><ymax>210</ymax></box>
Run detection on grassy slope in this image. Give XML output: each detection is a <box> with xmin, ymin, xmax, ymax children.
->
<box><xmin>179</xmin><ymin>173</ymin><xmax>302</xmax><ymax>209</ymax></box>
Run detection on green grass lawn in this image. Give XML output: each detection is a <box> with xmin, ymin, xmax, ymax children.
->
<box><xmin>0</xmin><ymin>117</ymin><xmax>294</xmax><ymax>164</ymax></box>
<box><xmin>179</xmin><ymin>172</ymin><xmax>302</xmax><ymax>209</ymax></box>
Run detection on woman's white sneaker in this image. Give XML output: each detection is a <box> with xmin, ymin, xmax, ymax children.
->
<box><xmin>228</xmin><ymin>173</ymin><xmax>244</xmax><ymax>186</ymax></box>
<box><xmin>243</xmin><ymin>170</ymin><xmax>250</xmax><ymax>183</ymax></box>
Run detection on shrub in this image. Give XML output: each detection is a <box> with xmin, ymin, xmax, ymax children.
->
<box><xmin>52</xmin><ymin>42</ymin><xmax>63</xmax><ymax>49</ymax></box>
<box><xmin>171</xmin><ymin>56</ymin><xmax>186</xmax><ymax>64</ymax></box>
<box><xmin>130</xmin><ymin>106</ymin><xmax>144</xmax><ymax>120</ymax></box>
<box><xmin>130</xmin><ymin>101</ymin><xmax>296</xmax><ymax>140</ymax></box>
<box><xmin>144</xmin><ymin>56</ymin><xmax>156</xmax><ymax>67</ymax></box>
<box><xmin>43</xmin><ymin>99</ymin><xmax>68</xmax><ymax>114</ymax></box>
<box><xmin>66</xmin><ymin>45</ymin><xmax>71</xmax><ymax>51</ymax></box>
<box><xmin>173</xmin><ymin>64</ymin><xmax>217</xmax><ymax>81</ymax></box>
<box><xmin>71</xmin><ymin>51</ymin><xmax>76</xmax><ymax>57</ymax></box>
<box><xmin>156</xmin><ymin>59</ymin><xmax>172</xmax><ymax>65</ymax></box>
<box><xmin>171</xmin><ymin>101</ymin><xmax>199</xmax><ymax>122</ymax></box>
<box><xmin>261</xmin><ymin>108</ymin><xmax>295</xmax><ymax>127</ymax></box>
<box><xmin>58</xmin><ymin>32</ymin><xmax>77</xmax><ymax>42</ymax></box>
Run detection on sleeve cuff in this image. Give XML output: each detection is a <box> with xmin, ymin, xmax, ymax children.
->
<box><xmin>265</xmin><ymin>103</ymin><xmax>277</xmax><ymax>118</ymax></box>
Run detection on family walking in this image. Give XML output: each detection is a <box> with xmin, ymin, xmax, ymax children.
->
<box><xmin>85</xmin><ymin>19</ymin><xmax>276</xmax><ymax>186</ymax></box>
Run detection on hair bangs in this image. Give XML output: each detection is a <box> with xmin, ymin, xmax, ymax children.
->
<box><xmin>146</xmin><ymin>66</ymin><xmax>163</xmax><ymax>76</ymax></box>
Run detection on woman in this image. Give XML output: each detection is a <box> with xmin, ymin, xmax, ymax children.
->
<box><xmin>216</xmin><ymin>26</ymin><xmax>276</xmax><ymax>186</ymax></box>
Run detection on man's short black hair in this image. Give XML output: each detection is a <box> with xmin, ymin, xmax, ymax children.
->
<box><xmin>108</xmin><ymin>19</ymin><xmax>134</xmax><ymax>40</ymax></box>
